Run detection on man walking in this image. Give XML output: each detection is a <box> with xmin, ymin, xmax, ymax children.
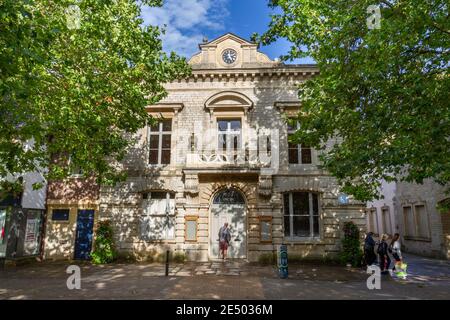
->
<box><xmin>364</xmin><ymin>232</ymin><xmax>377</xmax><ymax>266</ymax></box>
<box><xmin>218</xmin><ymin>222</ymin><xmax>231</xmax><ymax>260</ymax></box>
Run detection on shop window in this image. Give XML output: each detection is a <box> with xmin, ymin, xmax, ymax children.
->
<box><xmin>283</xmin><ymin>192</ymin><xmax>320</xmax><ymax>239</ymax></box>
<box><xmin>52</xmin><ymin>209</ymin><xmax>70</xmax><ymax>221</ymax></box>
<box><xmin>23</xmin><ymin>210</ymin><xmax>44</xmax><ymax>256</ymax></box>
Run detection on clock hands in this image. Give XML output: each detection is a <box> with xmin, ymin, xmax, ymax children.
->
<box><xmin>223</xmin><ymin>49</ymin><xmax>236</xmax><ymax>64</ymax></box>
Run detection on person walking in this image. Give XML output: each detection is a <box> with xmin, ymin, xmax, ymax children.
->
<box><xmin>389</xmin><ymin>233</ymin><xmax>402</xmax><ymax>270</ymax></box>
<box><xmin>364</xmin><ymin>232</ymin><xmax>377</xmax><ymax>266</ymax></box>
<box><xmin>218</xmin><ymin>222</ymin><xmax>231</xmax><ymax>260</ymax></box>
<box><xmin>377</xmin><ymin>234</ymin><xmax>391</xmax><ymax>274</ymax></box>
<box><xmin>389</xmin><ymin>233</ymin><xmax>407</xmax><ymax>279</ymax></box>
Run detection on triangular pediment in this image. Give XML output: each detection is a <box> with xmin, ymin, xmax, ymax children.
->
<box><xmin>200</xmin><ymin>33</ymin><xmax>255</xmax><ymax>48</ymax></box>
<box><xmin>189</xmin><ymin>32</ymin><xmax>279</xmax><ymax>69</ymax></box>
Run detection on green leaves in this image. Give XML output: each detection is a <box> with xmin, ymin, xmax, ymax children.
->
<box><xmin>0</xmin><ymin>0</ymin><xmax>190</xmax><ymax>185</ymax></box>
<box><xmin>91</xmin><ymin>220</ymin><xmax>117</xmax><ymax>264</ymax></box>
<box><xmin>259</xmin><ymin>0</ymin><xmax>450</xmax><ymax>201</ymax></box>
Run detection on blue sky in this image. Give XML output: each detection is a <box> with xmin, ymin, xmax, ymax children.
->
<box><xmin>141</xmin><ymin>0</ymin><xmax>314</xmax><ymax>64</ymax></box>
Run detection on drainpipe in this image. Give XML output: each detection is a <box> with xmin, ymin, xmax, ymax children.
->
<box><xmin>38</xmin><ymin>181</ymin><xmax>50</xmax><ymax>262</ymax></box>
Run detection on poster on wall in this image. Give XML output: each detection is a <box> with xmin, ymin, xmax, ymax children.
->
<box><xmin>23</xmin><ymin>210</ymin><xmax>43</xmax><ymax>256</ymax></box>
<box><xmin>0</xmin><ymin>209</ymin><xmax>6</xmax><ymax>258</ymax></box>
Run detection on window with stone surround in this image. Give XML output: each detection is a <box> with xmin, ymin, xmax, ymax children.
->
<box><xmin>149</xmin><ymin>119</ymin><xmax>172</xmax><ymax>165</ymax></box>
<box><xmin>403</xmin><ymin>206</ymin><xmax>415</xmax><ymax>237</ymax></box>
<box><xmin>283</xmin><ymin>192</ymin><xmax>320</xmax><ymax>239</ymax></box>
<box><xmin>287</xmin><ymin>120</ymin><xmax>312</xmax><ymax>164</ymax></box>
<box><xmin>414</xmin><ymin>204</ymin><xmax>430</xmax><ymax>239</ymax></box>
<box><xmin>381</xmin><ymin>207</ymin><xmax>392</xmax><ymax>235</ymax></box>
<box><xmin>217</xmin><ymin>119</ymin><xmax>241</xmax><ymax>153</ymax></box>
<box><xmin>366</xmin><ymin>208</ymin><xmax>379</xmax><ymax>235</ymax></box>
<box><xmin>140</xmin><ymin>191</ymin><xmax>175</xmax><ymax>240</ymax></box>
<box><xmin>403</xmin><ymin>204</ymin><xmax>431</xmax><ymax>240</ymax></box>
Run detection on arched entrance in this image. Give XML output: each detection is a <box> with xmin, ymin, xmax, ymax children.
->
<box><xmin>210</xmin><ymin>188</ymin><xmax>247</xmax><ymax>259</ymax></box>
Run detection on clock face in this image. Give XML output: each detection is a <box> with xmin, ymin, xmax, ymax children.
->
<box><xmin>222</xmin><ymin>49</ymin><xmax>237</xmax><ymax>64</ymax></box>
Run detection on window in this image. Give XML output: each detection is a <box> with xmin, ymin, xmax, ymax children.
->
<box><xmin>403</xmin><ymin>206</ymin><xmax>415</xmax><ymax>237</ymax></box>
<box><xmin>185</xmin><ymin>216</ymin><xmax>198</xmax><ymax>242</ymax></box>
<box><xmin>140</xmin><ymin>192</ymin><xmax>175</xmax><ymax>240</ymax></box>
<box><xmin>287</xmin><ymin>120</ymin><xmax>312</xmax><ymax>164</ymax></box>
<box><xmin>51</xmin><ymin>209</ymin><xmax>70</xmax><ymax>221</ymax></box>
<box><xmin>381</xmin><ymin>208</ymin><xmax>392</xmax><ymax>235</ymax></box>
<box><xmin>217</xmin><ymin>119</ymin><xmax>241</xmax><ymax>153</ymax></box>
<box><xmin>149</xmin><ymin>119</ymin><xmax>172</xmax><ymax>165</ymax></box>
<box><xmin>213</xmin><ymin>188</ymin><xmax>245</xmax><ymax>204</ymax></box>
<box><xmin>259</xmin><ymin>216</ymin><xmax>272</xmax><ymax>243</ymax></box>
<box><xmin>415</xmin><ymin>205</ymin><xmax>430</xmax><ymax>239</ymax></box>
<box><xmin>68</xmin><ymin>155</ymin><xmax>84</xmax><ymax>177</ymax></box>
<box><xmin>367</xmin><ymin>209</ymin><xmax>379</xmax><ymax>234</ymax></box>
<box><xmin>283</xmin><ymin>192</ymin><xmax>320</xmax><ymax>238</ymax></box>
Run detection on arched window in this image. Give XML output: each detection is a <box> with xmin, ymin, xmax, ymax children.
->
<box><xmin>213</xmin><ymin>188</ymin><xmax>245</xmax><ymax>205</ymax></box>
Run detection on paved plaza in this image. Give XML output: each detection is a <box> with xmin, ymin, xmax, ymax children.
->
<box><xmin>0</xmin><ymin>254</ymin><xmax>449</xmax><ymax>300</ymax></box>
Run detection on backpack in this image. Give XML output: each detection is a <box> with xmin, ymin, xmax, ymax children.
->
<box><xmin>377</xmin><ymin>242</ymin><xmax>387</xmax><ymax>255</ymax></box>
<box><xmin>388</xmin><ymin>243</ymin><xmax>393</xmax><ymax>254</ymax></box>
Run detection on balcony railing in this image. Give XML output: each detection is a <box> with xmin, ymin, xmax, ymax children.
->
<box><xmin>185</xmin><ymin>149</ymin><xmax>271</xmax><ymax>169</ymax></box>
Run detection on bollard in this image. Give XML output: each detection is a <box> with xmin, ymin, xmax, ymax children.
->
<box><xmin>278</xmin><ymin>244</ymin><xmax>288</xmax><ymax>279</ymax></box>
<box><xmin>165</xmin><ymin>250</ymin><xmax>169</xmax><ymax>276</ymax></box>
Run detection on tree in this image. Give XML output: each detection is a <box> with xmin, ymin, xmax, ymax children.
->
<box><xmin>258</xmin><ymin>0</ymin><xmax>449</xmax><ymax>201</ymax></box>
<box><xmin>0</xmin><ymin>0</ymin><xmax>190</xmax><ymax>188</ymax></box>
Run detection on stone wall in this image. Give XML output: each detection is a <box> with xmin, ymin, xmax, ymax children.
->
<box><xmin>394</xmin><ymin>179</ymin><xmax>449</xmax><ymax>259</ymax></box>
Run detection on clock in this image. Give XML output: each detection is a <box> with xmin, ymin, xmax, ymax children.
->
<box><xmin>222</xmin><ymin>49</ymin><xmax>237</xmax><ymax>64</ymax></box>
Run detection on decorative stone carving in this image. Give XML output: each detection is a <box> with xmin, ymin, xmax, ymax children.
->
<box><xmin>258</xmin><ymin>175</ymin><xmax>273</xmax><ymax>197</ymax></box>
<box><xmin>184</xmin><ymin>174</ymin><xmax>199</xmax><ymax>195</ymax></box>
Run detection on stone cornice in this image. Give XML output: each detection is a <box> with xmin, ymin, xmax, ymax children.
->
<box><xmin>145</xmin><ymin>103</ymin><xmax>184</xmax><ymax>113</ymax></box>
<box><xmin>176</xmin><ymin>65</ymin><xmax>319</xmax><ymax>83</ymax></box>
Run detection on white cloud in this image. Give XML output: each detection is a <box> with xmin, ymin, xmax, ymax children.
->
<box><xmin>141</xmin><ymin>0</ymin><xmax>229</xmax><ymax>57</ymax></box>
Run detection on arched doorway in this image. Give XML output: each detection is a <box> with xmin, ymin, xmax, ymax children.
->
<box><xmin>210</xmin><ymin>188</ymin><xmax>247</xmax><ymax>259</ymax></box>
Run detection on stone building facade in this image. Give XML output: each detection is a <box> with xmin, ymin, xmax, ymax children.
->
<box><xmin>44</xmin><ymin>177</ymin><xmax>99</xmax><ymax>260</ymax></box>
<box><xmin>98</xmin><ymin>33</ymin><xmax>366</xmax><ymax>262</ymax></box>
<box><xmin>367</xmin><ymin>178</ymin><xmax>450</xmax><ymax>259</ymax></box>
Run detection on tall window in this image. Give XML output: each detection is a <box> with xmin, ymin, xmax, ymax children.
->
<box><xmin>283</xmin><ymin>192</ymin><xmax>320</xmax><ymax>238</ymax></box>
<box><xmin>381</xmin><ymin>207</ymin><xmax>392</xmax><ymax>235</ymax></box>
<box><xmin>415</xmin><ymin>205</ymin><xmax>430</xmax><ymax>239</ymax></box>
<box><xmin>367</xmin><ymin>208</ymin><xmax>379</xmax><ymax>234</ymax></box>
<box><xmin>149</xmin><ymin>119</ymin><xmax>172</xmax><ymax>165</ymax></box>
<box><xmin>403</xmin><ymin>206</ymin><xmax>415</xmax><ymax>237</ymax></box>
<box><xmin>287</xmin><ymin>120</ymin><xmax>312</xmax><ymax>164</ymax></box>
<box><xmin>217</xmin><ymin>119</ymin><xmax>241</xmax><ymax>153</ymax></box>
<box><xmin>140</xmin><ymin>192</ymin><xmax>175</xmax><ymax>240</ymax></box>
